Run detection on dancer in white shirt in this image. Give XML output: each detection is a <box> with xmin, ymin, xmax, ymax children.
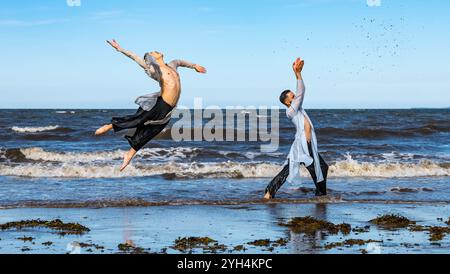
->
<box><xmin>264</xmin><ymin>57</ymin><xmax>328</xmax><ymax>199</ymax></box>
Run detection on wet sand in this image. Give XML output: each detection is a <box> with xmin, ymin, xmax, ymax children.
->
<box><xmin>0</xmin><ymin>202</ymin><xmax>449</xmax><ymax>254</ymax></box>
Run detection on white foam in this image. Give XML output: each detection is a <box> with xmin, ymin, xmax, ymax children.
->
<box><xmin>0</xmin><ymin>162</ymin><xmax>282</xmax><ymax>179</ymax></box>
<box><xmin>329</xmin><ymin>154</ymin><xmax>449</xmax><ymax>178</ymax></box>
<box><xmin>0</xmin><ymin>158</ymin><xmax>448</xmax><ymax>179</ymax></box>
<box><xmin>55</xmin><ymin>111</ymin><xmax>76</xmax><ymax>114</ymax></box>
<box><xmin>11</xmin><ymin>125</ymin><xmax>60</xmax><ymax>133</ymax></box>
<box><xmin>19</xmin><ymin>147</ymin><xmax>125</xmax><ymax>163</ymax></box>
<box><xmin>1</xmin><ymin>148</ymin><xmax>448</xmax><ymax>179</ymax></box>
<box><xmin>18</xmin><ymin>147</ymin><xmax>199</xmax><ymax>163</ymax></box>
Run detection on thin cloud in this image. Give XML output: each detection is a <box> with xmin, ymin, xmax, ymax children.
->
<box><xmin>0</xmin><ymin>18</ymin><xmax>68</xmax><ymax>27</ymax></box>
<box><xmin>90</xmin><ymin>10</ymin><xmax>123</xmax><ymax>20</ymax></box>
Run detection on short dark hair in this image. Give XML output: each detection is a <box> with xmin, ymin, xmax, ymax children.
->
<box><xmin>279</xmin><ymin>90</ymin><xmax>291</xmax><ymax>106</ymax></box>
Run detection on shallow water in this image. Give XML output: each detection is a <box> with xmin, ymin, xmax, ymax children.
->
<box><xmin>0</xmin><ymin>203</ymin><xmax>448</xmax><ymax>254</ymax></box>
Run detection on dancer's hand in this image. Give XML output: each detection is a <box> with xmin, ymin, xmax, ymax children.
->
<box><xmin>194</xmin><ymin>64</ymin><xmax>207</xmax><ymax>74</ymax></box>
<box><xmin>107</xmin><ymin>39</ymin><xmax>122</xmax><ymax>51</ymax></box>
<box><xmin>292</xmin><ymin>57</ymin><xmax>304</xmax><ymax>77</ymax></box>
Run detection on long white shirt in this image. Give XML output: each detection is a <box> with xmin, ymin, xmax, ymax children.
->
<box><xmin>285</xmin><ymin>78</ymin><xmax>324</xmax><ymax>183</ymax></box>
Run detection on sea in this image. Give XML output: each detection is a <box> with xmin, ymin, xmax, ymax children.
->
<box><xmin>0</xmin><ymin>108</ymin><xmax>448</xmax><ymax>208</ymax></box>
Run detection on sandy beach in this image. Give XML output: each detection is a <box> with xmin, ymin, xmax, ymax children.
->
<box><xmin>1</xmin><ymin>201</ymin><xmax>449</xmax><ymax>254</ymax></box>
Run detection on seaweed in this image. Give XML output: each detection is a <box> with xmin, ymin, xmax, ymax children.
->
<box><xmin>42</xmin><ymin>241</ymin><xmax>53</xmax><ymax>246</ymax></box>
<box><xmin>203</xmin><ymin>243</ymin><xmax>227</xmax><ymax>253</ymax></box>
<box><xmin>117</xmin><ymin>242</ymin><xmax>148</xmax><ymax>254</ymax></box>
<box><xmin>233</xmin><ymin>245</ymin><xmax>246</xmax><ymax>251</ymax></box>
<box><xmin>409</xmin><ymin>225</ymin><xmax>450</xmax><ymax>242</ymax></box>
<box><xmin>17</xmin><ymin>236</ymin><xmax>34</xmax><ymax>242</ymax></box>
<box><xmin>352</xmin><ymin>226</ymin><xmax>371</xmax><ymax>233</ymax></box>
<box><xmin>246</xmin><ymin>237</ymin><xmax>289</xmax><ymax>251</ymax></box>
<box><xmin>273</xmin><ymin>238</ymin><xmax>288</xmax><ymax>246</ymax></box>
<box><xmin>369</xmin><ymin>214</ymin><xmax>415</xmax><ymax>229</ymax></box>
<box><xmin>428</xmin><ymin>226</ymin><xmax>450</xmax><ymax>242</ymax></box>
<box><xmin>408</xmin><ymin>224</ymin><xmax>426</xmax><ymax>232</ymax></box>
<box><xmin>0</xmin><ymin>219</ymin><xmax>90</xmax><ymax>235</ymax></box>
<box><xmin>171</xmin><ymin>237</ymin><xmax>219</xmax><ymax>253</ymax></box>
<box><xmin>324</xmin><ymin>239</ymin><xmax>383</xmax><ymax>250</ymax></box>
<box><xmin>247</xmin><ymin>239</ymin><xmax>271</xmax><ymax>247</ymax></box>
<box><xmin>79</xmin><ymin>242</ymin><xmax>104</xmax><ymax>250</ymax></box>
<box><xmin>280</xmin><ymin>216</ymin><xmax>351</xmax><ymax>235</ymax></box>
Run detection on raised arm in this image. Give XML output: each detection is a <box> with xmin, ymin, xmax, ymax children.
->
<box><xmin>107</xmin><ymin>39</ymin><xmax>161</xmax><ymax>81</ymax></box>
<box><xmin>289</xmin><ymin>58</ymin><xmax>306</xmax><ymax>111</ymax></box>
<box><xmin>107</xmin><ymin>39</ymin><xmax>147</xmax><ymax>69</ymax></box>
<box><xmin>169</xmin><ymin>59</ymin><xmax>207</xmax><ymax>73</ymax></box>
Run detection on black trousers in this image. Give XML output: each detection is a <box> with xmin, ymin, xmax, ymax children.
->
<box><xmin>265</xmin><ymin>142</ymin><xmax>329</xmax><ymax>198</ymax></box>
<box><xmin>111</xmin><ymin>97</ymin><xmax>173</xmax><ymax>151</ymax></box>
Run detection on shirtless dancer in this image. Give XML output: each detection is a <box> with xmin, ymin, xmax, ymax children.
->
<box><xmin>95</xmin><ymin>39</ymin><xmax>206</xmax><ymax>171</ymax></box>
<box><xmin>264</xmin><ymin>57</ymin><xmax>328</xmax><ymax>199</ymax></box>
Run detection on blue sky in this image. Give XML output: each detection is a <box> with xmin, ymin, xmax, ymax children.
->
<box><xmin>0</xmin><ymin>0</ymin><xmax>449</xmax><ymax>109</ymax></box>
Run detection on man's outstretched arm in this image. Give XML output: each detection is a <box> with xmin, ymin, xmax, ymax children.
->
<box><xmin>107</xmin><ymin>39</ymin><xmax>147</xmax><ymax>69</ymax></box>
<box><xmin>107</xmin><ymin>39</ymin><xmax>160</xmax><ymax>80</ymax></box>
<box><xmin>169</xmin><ymin>59</ymin><xmax>207</xmax><ymax>73</ymax></box>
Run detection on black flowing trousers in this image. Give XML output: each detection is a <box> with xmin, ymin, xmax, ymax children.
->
<box><xmin>265</xmin><ymin>142</ymin><xmax>329</xmax><ymax>198</ymax></box>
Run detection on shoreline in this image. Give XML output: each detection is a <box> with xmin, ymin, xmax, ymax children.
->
<box><xmin>2</xmin><ymin>197</ymin><xmax>450</xmax><ymax>210</ymax></box>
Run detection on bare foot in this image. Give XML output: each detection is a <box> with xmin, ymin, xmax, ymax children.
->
<box><xmin>120</xmin><ymin>149</ymin><xmax>137</xmax><ymax>172</ymax></box>
<box><xmin>95</xmin><ymin>124</ymin><xmax>113</xmax><ymax>136</ymax></box>
<box><xmin>263</xmin><ymin>192</ymin><xmax>272</xmax><ymax>200</ymax></box>
<box><xmin>125</xmin><ymin>240</ymin><xmax>135</xmax><ymax>247</ymax></box>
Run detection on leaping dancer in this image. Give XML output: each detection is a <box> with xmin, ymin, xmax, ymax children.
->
<box><xmin>264</xmin><ymin>57</ymin><xmax>329</xmax><ymax>199</ymax></box>
<box><xmin>95</xmin><ymin>39</ymin><xmax>207</xmax><ymax>171</ymax></box>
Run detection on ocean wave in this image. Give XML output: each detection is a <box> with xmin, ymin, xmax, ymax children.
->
<box><xmin>55</xmin><ymin>111</ymin><xmax>76</xmax><ymax>114</ymax></box>
<box><xmin>1</xmin><ymin>147</ymin><xmax>281</xmax><ymax>164</ymax></box>
<box><xmin>11</xmin><ymin>125</ymin><xmax>60</xmax><ymax>133</ymax></box>
<box><xmin>316</xmin><ymin>124</ymin><xmax>450</xmax><ymax>138</ymax></box>
<box><xmin>6</xmin><ymin>147</ymin><xmax>204</xmax><ymax>163</ymax></box>
<box><xmin>329</xmin><ymin>154</ymin><xmax>449</xmax><ymax>177</ymax></box>
<box><xmin>0</xmin><ymin>162</ymin><xmax>281</xmax><ymax>179</ymax></box>
<box><xmin>0</xmin><ymin>157</ymin><xmax>448</xmax><ymax>179</ymax></box>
